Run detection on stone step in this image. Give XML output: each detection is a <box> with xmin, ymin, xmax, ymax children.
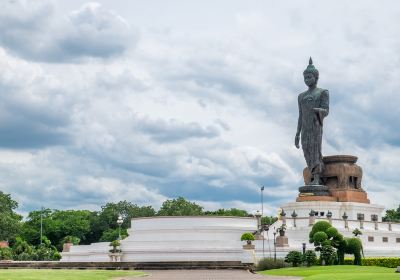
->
<box><xmin>0</xmin><ymin>261</ymin><xmax>249</xmax><ymax>270</ymax></box>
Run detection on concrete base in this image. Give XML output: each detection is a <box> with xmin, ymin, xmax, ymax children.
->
<box><xmin>62</xmin><ymin>216</ymin><xmax>258</xmax><ymax>263</ymax></box>
<box><xmin>276</xmin><ymin>236</ymin><xmax>289</xmax><ymax>247</ymax></box>
<box><xmin>330</xmin><ymin>189</ymin><xmax>370</xmax><ymax>203</ymax></box>
<box><xmin>297</xmin><ymin>196</ymin><xmax>337</xmax><ymax>202</ymax></box>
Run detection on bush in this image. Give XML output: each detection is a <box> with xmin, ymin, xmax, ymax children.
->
<box><xmin>256</xmin><ymin>258</ymin><xmax>288</xmax><ymax>271</ymax></box>
<box><xmin>35</xmin><ymin>243</ymin><xmax>61</xmax><ymax>261</ymax></box>
<box><xmin>241</xmin><ymin>233</ymin><xmax>255</xmax><ymax>242</ymax></box>
<box><xmin>320</xmin><ymin>245</ymin><xmax>336</xmax><ymax>265</ymax></box>
<box><xmin>303</xmin><ymin>250</ymin><xmax>317</xmax><ymax>267</ymax></box>
<box><xmin>0</xmin><ymin>247</ymin><xmax>13</xmax><ymax>260</ymax></box>
<box><xmin>361</xmin><ymin>257</ymin><xmax>400</xmax><ymax>268</ymax></box>
<box><xmin>285</xmin><ymin>251</ymin><xmax>303</xmax><ymax>267</ymax></box>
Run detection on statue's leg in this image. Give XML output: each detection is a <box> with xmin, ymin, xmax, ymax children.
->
<box><xmin>311</xmin><ymin>173</ymin><xmax>320</xmax><ymax>185</ymax></box>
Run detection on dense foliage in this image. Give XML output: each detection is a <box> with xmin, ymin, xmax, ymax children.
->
<box><xmin>157</xmin><ymin>197</ymin><xmax>203</xmax><ymax>216</ymax></box>
<box><xmin>344</xmin><ymin>257</ymin><xmax>400</xmax><ymax>268</ymax></box>
<box><xmin>0</xmin><ymin>191</ymin><xmax>22</xmax><ymax>241</ymax></box>
<box><xmin>309</xmin><ymin>221</ymin><xmax>363</xmax><ymax>266</ymax></box>
<box><xmin>382</xmin><ymin>204</ymin><xmax>400</xmax><ymax>222</ymax></box>
<box><xmin>303</xmin><ymin>250</ymin><xmax>317</xmax><ymax>267</ymax></box>
<box><xmin>256</xmin><ymin>258</ymin><xmax>288</xmax><ymax>271</ymax></box>
<box><xmin>240</xmin><ymin>232</ymin><xmax>255</xmax><ymax>242</ymax></box>
<box><xmin>284</xmin><ymin>251</ymin><xmax>303</xmax><ymax>267</ymax></box>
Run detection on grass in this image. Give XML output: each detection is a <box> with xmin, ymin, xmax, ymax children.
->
<box><xmin>0</xmin><ymin>269</ymin><xmax>146</xmax><ymax>280</ymax></box>
<box><xmin>259</xmin><ymin>265</ymin><xmax>400</xmax><ymax>280</ymax></box>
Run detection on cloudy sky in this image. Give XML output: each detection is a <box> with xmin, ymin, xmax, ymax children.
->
<box><xmin>1</xmin><ymin>0</ymin><xmax>399</xmax><ymax>217</ymax></box>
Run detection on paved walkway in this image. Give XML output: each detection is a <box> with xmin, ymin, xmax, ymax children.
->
<box><xmin>116</xmin><ymin>270</ymin><xmax>302</xmax><ymax>280</ymax></box>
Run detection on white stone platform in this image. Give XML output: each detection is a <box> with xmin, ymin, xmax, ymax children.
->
<box><xmin>61</xmin><ymin>216</ymin><xmax>258</xmax><ymax>263</ymax></box>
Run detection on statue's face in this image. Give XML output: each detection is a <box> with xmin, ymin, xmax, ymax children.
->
<box><xmin>304</xmin><ymin>73</ymin><xmax>317</xmax><ymax>87</ymax></box>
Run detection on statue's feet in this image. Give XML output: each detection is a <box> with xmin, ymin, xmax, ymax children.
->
<box><xmin>310</xmin><ymin>177</ymin><xmax>321</xmax><ymax>185</ymax></box>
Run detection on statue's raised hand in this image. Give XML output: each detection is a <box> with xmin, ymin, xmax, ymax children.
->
<box><xmin>295</xmin><ymin>135</ymin><xmax>300</xmax><ymax>149</ymax></box>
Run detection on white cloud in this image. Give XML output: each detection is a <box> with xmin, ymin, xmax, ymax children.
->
<box><xmin>0</xmin><ymin>1</ymin><xmax>137</xmax><ymax>62</ymax></box>
<box><xmin>0</xmin><ymin>0</ymin><xmax>399</xmax><ymax>216</ymax></box>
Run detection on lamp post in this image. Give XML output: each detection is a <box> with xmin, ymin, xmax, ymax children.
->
<box><xmin>273</xmin><ymin>228</ymin><xmax>277</xmax><ymax>262</ymax></box>
<box><xmin>302</xmin><ymin>242</ymin><xmax>306</xmax><ymax>255</ymax></box>
<box><xmin>342</xmin><ymin>212</ymin><xmax>348</xmax><ymax>229</ymax></box>
<box><xmin>260</xmin><ymin>186</ymin><xmax>264</xmax><ymax>217</ymax></box>
<box><xmin>40</xmin><ymin>206</ymin><xmax>44</xmax><ymax>245</ymax></box>
<box><xmin>117</xmin><ymin>215</ymin><xmax>123</xmax><ymax>240</ymax></box>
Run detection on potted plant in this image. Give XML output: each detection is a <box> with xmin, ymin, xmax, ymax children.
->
<box><xmin>277</xmin><ymin>224</ymin><xmax>287</xmax><ymax>236</ymax></box>
<box><xmin>62</xmin><ymin>236</ymin><xmax>80</xmax><ymax>252</ymax></box>
<box><xmin>352</xmin><ymin>228</ymin><xmax>362</xmax><ymax>237</ymax></box>
<box><xmin>241</xmin><ymin>232</ymin><xmax>255</xmax><ymax>249</ymax></box>
<box><xmin>108</xmin><ymin>240</ymin><xmax>122</xmax><ymax>262</ymax></box>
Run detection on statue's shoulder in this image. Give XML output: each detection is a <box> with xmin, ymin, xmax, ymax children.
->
<box><xmin>316</xmin><ymin>88</ymin><xmax>329</xmax><ymax>95</ymax></box>
<box><xmin>298</xmin><ymin>91</ymin><xmax>307</xmax><ymax>100</ymax></box>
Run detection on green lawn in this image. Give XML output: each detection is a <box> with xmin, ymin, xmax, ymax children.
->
<box><xmin>0</xmin><ymin>269</ymin><xmax>146</xmax><ymax>280</ymax></box>
<box><xmin>259</xmin><ymin>265</ymin><xmax>400</xmax><ymax>280</ymax></box>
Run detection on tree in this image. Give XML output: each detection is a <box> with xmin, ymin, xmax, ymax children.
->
<box><xmin>99</xmin><ymin>228</ymin><xmax>128</xmax><ymax>242</ymax></box>
<box><xmin>309</xmin><ymin>221</ymin><xmax>342</xmax><ymax>265</ymax></box>
<box><xmin>98</xmin><ymin>200</ymin><xmax>156</xmax><ymax>229</ymax></box>
<box><xmin>383</xmin><ymin>205</ymin><xmax>400</xmax><ymax>222</ymax></box>
<box><xmin>20</xmin><ymin>209</ymin><xmax>94</xmax><ymax>250</ymax></box>
<box><xmin>261</xmin><ymin>216</ymin><xmax>278</xmax><ymax>225</ymax></box>
<box><xmin>0</xmin><ymin>191</ymin><xmax>22</xmax><ymax>241</ymax></box>
<box><xmin>204</xmin><ymin>208</ymin><xmax>249</xmax><ymax>217</ymax></box>
<box><xmin>157</xmin><ymin>197</ymin><xmax>203</xmax><ymax>216</ymax></box>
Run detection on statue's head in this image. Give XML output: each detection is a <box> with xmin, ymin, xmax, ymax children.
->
<box><xmin>303</xmin><ymin>57</ymin><xmax>319</xmax><ymax>87</ymax></box>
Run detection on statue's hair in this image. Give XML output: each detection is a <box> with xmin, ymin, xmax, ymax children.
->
<box><xmin>303</xmin><ymin>57</ymin><xmax>319</xmax><ymax>80</ymax></box>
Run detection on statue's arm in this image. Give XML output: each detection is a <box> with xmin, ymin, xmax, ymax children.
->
<box><xmin>295</xmin><ymin>95</ymin><xmax>302</xmax><ymax>148</ymax></box>
<box><xmin>314</xmin><ymin>90</ymin><xmax>329</xmax><ymax>117</ymax></box>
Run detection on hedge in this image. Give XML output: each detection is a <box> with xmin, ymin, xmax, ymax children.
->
<box><xmin>344</xmin><ymin>257</ymin><xmax>400</xmax><ymax>268</ymax></box>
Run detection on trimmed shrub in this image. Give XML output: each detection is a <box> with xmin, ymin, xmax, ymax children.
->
<box><xmin>285</xmin><ymin>251</ymin><xmax>303</xmax><ymax>267</ymax></box>
<box><xmin>326</xmin><ymin>227</ymin><xmax>338</xmax><ymax>238</ymax></box>
<box><xmin>256</xmin><ymin>258</ymin><xmax>288</xmax><ymax>271</ymax></box>
<box><xmin>313</xmin><ymin>231</ymin><xmax>328</xmax><ymax>243</ymax></box>
<box><xmin>362</xmin><ymin>257</ymin><xmax>400</xmax><ymax>268</ymax></box>
<box><xmin>309</xmin><ymin>221</ymin><xmax>332</xmax><ymax>239</ymax></box>
<box><xmin>346</xmin><ymin>238</ymin><xmax>363</xmax><ymax>265</ymax></box>
<box><xmin>303</xmin><ymin>250</ymin><xmax>317</xmax><ymax>267</ymax></box>
<box><xmin>241</xmin><ymin>233</ymin><xmax>255</xmax><ymax>242</ymax></box>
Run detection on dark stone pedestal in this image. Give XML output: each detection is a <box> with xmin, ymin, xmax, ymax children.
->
<box><xmin>298</xmin><ymin>185</ymin><xmax>330</xmax><ymax>196</ymax></box>
<box><xmin>298</xmin><ymin>155</ymin><xmax>370</xmax><ymax>203</ymax></box>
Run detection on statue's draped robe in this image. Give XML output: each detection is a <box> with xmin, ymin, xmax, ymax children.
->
<box><xmin>297</xmin><ymin>88</ymin><xmax>329</xmax><ymax>176</ymax></box>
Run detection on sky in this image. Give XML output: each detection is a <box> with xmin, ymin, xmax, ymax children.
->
<box><xmin>0</xmin><ymin>0</ymin><xmax>399</xmax><ymax>217</ymax></box>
